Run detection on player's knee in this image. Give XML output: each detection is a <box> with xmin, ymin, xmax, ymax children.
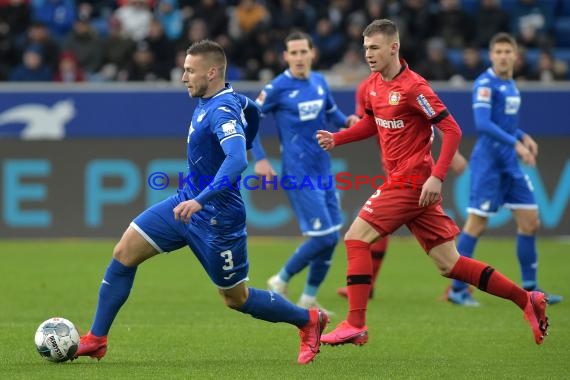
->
<box><xmin>316</xmin><ymin>232</ymin><xmax>339</xmax><ymax>248</ymax></box>
<box><xmin>220</xmin><ymin>290</ymin><xmax>248</xmax><ymax>310</ymax></box>
<box><xmin>518</xmin><ymin>216</ymin><xmax>540</xmax><ymax>235</ymax></box>
<box><xmin>112</xmin><ymin>239</ymin><xmax>140</xmax><ymax>267</ymax></box>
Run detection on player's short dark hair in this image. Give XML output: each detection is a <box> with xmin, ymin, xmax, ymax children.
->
<box><xmin>489</xmin><ymin>33</ymin><xmax>517</xmax><ymax>50</ymax></box>
<box><xmin>186</xmin><ymin>39</ymin><xmax>227</xmax><ymax>74</ymax></box>
<box><xmin>363</xmin><ymin>19</ymin><xmax>398</xmax><ymax>39</ymax></box>
<box><xmin>285</xmin><ymin>31</ymin><xmax>313</xmax><ymax>49</ymax></box>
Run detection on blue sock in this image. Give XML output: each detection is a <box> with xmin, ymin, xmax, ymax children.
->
<box><xmin>283</xmin><ymin>234</ymin><xmax>337</xmax><ymax>279</ymax></box>
<box><xmin>91</xmin><ymin>259</ymin><xmax>137</xmax><ymax>337</ymax></box>
<box><xmin>239</xmin><ymin>288</ymin><xmax>309</xmax><ymax>328</ymax></box>
<box><xmin>304</xmin><ymin>235</ymin><xmax>337</xmax><ymax>296</ymax></box>
<box><xmin>452</xmin><ymin>232</ymin><xmax>478</xmax><ymax>292</ymax></box>
<box><xmin>517</xmin><ymin>234</ymin><xmax>538</xmax><ymax>289</ymax></box>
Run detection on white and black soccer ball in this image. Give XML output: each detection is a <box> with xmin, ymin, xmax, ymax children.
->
<box><xmin>34</xmin><ymin>317</ymin><xmax>80</xmax><ymax>362</ymax></box>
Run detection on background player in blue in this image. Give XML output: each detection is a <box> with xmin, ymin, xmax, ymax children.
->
<box><xmin>446</xmin><ymin>33</ymin><xmax>562</xmax><ymax>306</ymax></box>
<box><xmin>73</xmin><ymin>40</ymin><xmax>329</xmax><ymax>365</ymax></box>
<box><xmin>252</xmin><ymin>31</ymin><xmax>359</xmax><ymax>312</ymax></box>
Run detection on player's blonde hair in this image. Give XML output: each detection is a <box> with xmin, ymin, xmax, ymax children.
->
<box><xmin>489</xmin><ymin>33</ymin><xmax>517</xmax><ymax>51</ymax></box>
<box><xmin>186</xmin><ymin>39</ymin><xmax>227</xmax><ymax>78</ymax></box>
<box><xmin>363</xmin><ymin>19</ymin><xmax>399</xmax><ymax>42</ymax></box>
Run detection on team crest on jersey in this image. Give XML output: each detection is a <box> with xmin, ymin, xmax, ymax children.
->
<box><xmin>476</xmin><ymin>87</ymin><xmax>492</xmax><ymax>102</ymax></box>
<box><xmin>388</xmin><ymin>91</ymin><xmax>400</xmax><ymax>105</ymax></box>
<box><xmin>256</xmin><ymin>90</ymin><xmax>266</xmax><ymax>105</ymax></box>
<box><xmin>317</xmin><ymin>86</ymin><xmax>324</xmax><ymax>96</ymax></box>
<box><xmin>416</xmin><ymin>94</ymin><xmax>435</xmax><ymax>117</ymax></box>
<box><xmin>197</xmin><ymin>109</ymin><xmax>207</xmax><ymax>122</ymax></box>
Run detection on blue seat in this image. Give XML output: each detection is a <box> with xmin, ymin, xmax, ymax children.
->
<box><xmin>460</xmin><ymin>0</ymin><xmax>479</xmax><ymax>14</ymax></box>
<box><xmin>560</xmin><ymin>0</ymin><xmax>570</xmax><ymax>16</ymax></box>
<box><xmin>554</xmin><ymin>17</ymin><xmax>570</xmax><ymax>47</ymax></box>
<box><xmin>499</xmin><ymin>0</ymin><xmax>518</xmax><ymax>12</ymax></box>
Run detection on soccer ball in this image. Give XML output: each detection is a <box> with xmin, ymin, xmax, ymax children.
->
<box><xmin>34</xmin><ymin>317</ymin><xmax>80</xmax><ymax>362</ymax></box>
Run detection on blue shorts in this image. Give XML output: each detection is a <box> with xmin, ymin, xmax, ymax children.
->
<box><xmin>468</xmin><ymin>165</ymin><xmax>537</xmax><ymax>217</ymax></box>
<box><xmin>131</xmin><ymin>193</ymin><xmax>249</xmax><ymax>289</ymax></box>
<box><xmin>283</xmin><ymin>176</ymin><xmax>343</xmax><ymax>236</ymax></box>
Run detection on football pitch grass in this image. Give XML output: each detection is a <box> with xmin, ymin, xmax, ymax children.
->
<box><xmin>1</xmin><ymin>237</ymin><xmax>569</xmax><ymax>379</ymax></box>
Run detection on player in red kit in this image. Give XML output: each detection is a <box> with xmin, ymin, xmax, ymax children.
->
<box><xmin>316</xmin><ymin>19</ymin><xmax>549</xmax><ymax>346</ymax></box>
<box><xmin>336</xmin><ymin>77</ymin><xmax>467</xmax><ymax>300</ymax></box>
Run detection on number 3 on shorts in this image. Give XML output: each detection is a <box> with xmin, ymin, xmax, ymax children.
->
<box><xmin>220</xmin><ymin>250</ymin><xmax>234</xmax><ymax>270</ymax></box>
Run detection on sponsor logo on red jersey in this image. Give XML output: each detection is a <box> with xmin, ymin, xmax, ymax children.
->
<box><xmin>375</xmin><ymin>117</ymin><xmax>404</xmax><ymax>129</ymax></box>
<box><xmin>416</xmin><ymin>94</ymin><xmax>435</xmax><ymax>117</ymax></box>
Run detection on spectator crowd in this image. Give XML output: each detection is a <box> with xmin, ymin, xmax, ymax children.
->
<box><xmin>1</xmin><ymin>0</ymin><xmax>569</xmax><ymax>84</ymax></box>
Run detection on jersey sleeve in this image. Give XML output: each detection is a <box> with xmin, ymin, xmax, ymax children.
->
<box><xmin>210</xmin><ymin>104</ymin><xmax>246</xmax><ymax>145</ymax></box>
<box><xmin>237</xmin><ymin>93</ymin><xmax>260</xmax><ymax>150</ymax></box>
<box><xmin>255</xmin><ymin>82</ymin><xmax>278</xmax><ymax>116</ymax></box>
<box><xmin>194</xmin><ymin>102</ymin><xmax>247</xmax><ymax>205</ymax></box>
<box><xmin>472</xmin><ymin>80</ymin><xmax>518</xmax><ymax>146</ymax></box>
<box><xmin>409</xmin><ymin>80</ymin><xmax>449</xmax><ymax>123</ymax></box>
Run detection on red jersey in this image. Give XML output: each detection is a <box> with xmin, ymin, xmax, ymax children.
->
<box><xmin>336</xmin><ymin>60</ymin><xmax>461</xmax><ymax>185</ymax></box>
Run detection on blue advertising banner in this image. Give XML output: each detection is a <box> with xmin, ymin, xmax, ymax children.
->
<box><xmin>0</xmin><ymin>84</ymin><xmax>569</xmax><ymax>138</ymax></box>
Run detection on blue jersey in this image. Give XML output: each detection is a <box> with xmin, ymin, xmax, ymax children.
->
<box><xmin>468</xmin><ymin>68</ymin><xmax>536</xmax><ymax>215</ymax></box>
<box><xmin>181</xmin><ymin>84</ymin><xmax>252</xmax><ymax>224</ymax></box>
<box><xmin>253</xmin><ymin>70</ymin><xmax>347</xmax><ymax>177</ymax></box>
<box><xmin>472</xmin><ymin>68</ymin><xmax>524</xmax><ymax>167</ymax></box>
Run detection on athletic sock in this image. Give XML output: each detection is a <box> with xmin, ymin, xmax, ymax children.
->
<box><xmin>451</xmin><ymin>232</ymin><xmax>478</xmax><ymax>292</ymax></box>
<box><xmin>449</xmin><ymin>256</ymin><xmax>528</xmax><ymax>309</ymax></box>
<box><xmin>239</xmin><ymin>287</ymin><xmax>309</xmax><ymax>328</ymax></box>
<box><xmin>91</xmin><ymin>259</ymin><xmax>137</xmax><ymax>337</ymax></box>
<box><xmin>345</xmin><ymin>240</ymin><xmax>372</xmax><ymax>328</ymax></box>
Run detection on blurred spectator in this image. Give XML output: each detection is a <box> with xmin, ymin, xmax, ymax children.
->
<box><xmin>317</xmin><ymin>0</ymin><xmax>354</xmax><ymax>32</ymax></box>
<box><xmin>20</xmin><ymin>21</ymin><xmax>60</xmax><ymax>71</ymax></box>
<box><xmin>398</xmin><ymin>0</ymin><xmax>433</xmax><ymax>67</ymax></box>
<box><xmin>331</xmin><ymin>43</ymin><xmax>369</xmax><ymax>85</ymax></box>
<box><xmin>99</xmin><ymin>16</ymin><xmax>135</xmax><ymax>81</ymax></box>
<box><xmin>190</xmin><ymin>0</ymin><xmax>228</xmax><ymax>39</ymax></box>
<box><xmin>0</xmin><ymin>12</ymin><xmax>21</xmax><ymax>80</ymax></box>
<box><xmin>474</xmin><ymin>0</ymin><xmax>510</xmax><ymax>48</ymax></box>
<box><xmin>155</xmin><ymin>0</ymin><xmax>183</xmax><ymax>40</ymax></box>
<box><xmin>0</xmin><ymin>0</ymin><xmax>31</xmax><ymax>38</ymax></box>
<box><xmin>456</xmin><ymin>46</ymin><xmax>485</xmax><ymax>81</ymax></box>
<box><xmin>169</xmin><ymin>47</ymin><xmax>185</xmax><ymax>83</ymax></box>
<box><xmin>528</xmin><ymin>50</ymin><xmax>568</xmax><ymax>82</ymax></box>
<box><xmin>267</xmin><ymin>0</ymin><xmax>308</xmax><ymax>43</ymax></box>
<box><xmin>511</xmin><ymin>0</ymin><xmax>553</xmax><ymax>49</ymax></box>
<box><xmin>9</xmin><ymin>44</ymin><xmax>53</xmax><ymax>81</ymax></box>
<box><xmin>54</xmin><ymin>50</ymin><xmax>85</xmax><ymax>82</ymax></box>
<box><xmin>513</xmin><ymin>46</ymin><xmax>533</xmax><ymax>80</ymax></box>
<box><xmin>312</xmin><ymin>17</ymin><xmax>345</xmax><ymax>69</ymax></box>
<box><xmin>433</xmin><ymin>0</ymin><xmax>474</xmax><ymax>49</ymax></box>
<box><xmin>144</xmin><ymin>19</ymin><xmax>174</xmax><ymax>80</ymax></box>
<box><xmin>62</xmin><ymin>18</ymin><xmax>102</xmax><ymax>76</ymax></box>
<box><xmin>415</xmin><ymin>37</ymin><xmax>457</xmax><ymax>80</ymax></box>
<box><xmin>229</xmin><ymin>0</ymin><xmax>270</xmax><ymax>39</ymax></box>
<box><xmin>114</xmin><ymin>0</ymin><xmax>153</xmax><ymax>41</ymax></box>
<box><xmin>176</xmin><ymin>17</ymin><xmax>209</xmax><ymax>53</ymax></box>
<box><xmin>120</xmin><ymin>40</ymin><xmax>161</xmax><ymax>81</ymax></box>
<box><xmin>348</xmin><ymin>0</ymin><xmax>391</xmax><ymax>27</ymax></box>
<box><xmin>344</xmin><ymin>11</ymin><xmax>367</xmax><ymax>48</ymax></box>
<box><xmin>31</xmin><ymin>0</ymin><xmax>77</xmax><ymax>41</ymax></box>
